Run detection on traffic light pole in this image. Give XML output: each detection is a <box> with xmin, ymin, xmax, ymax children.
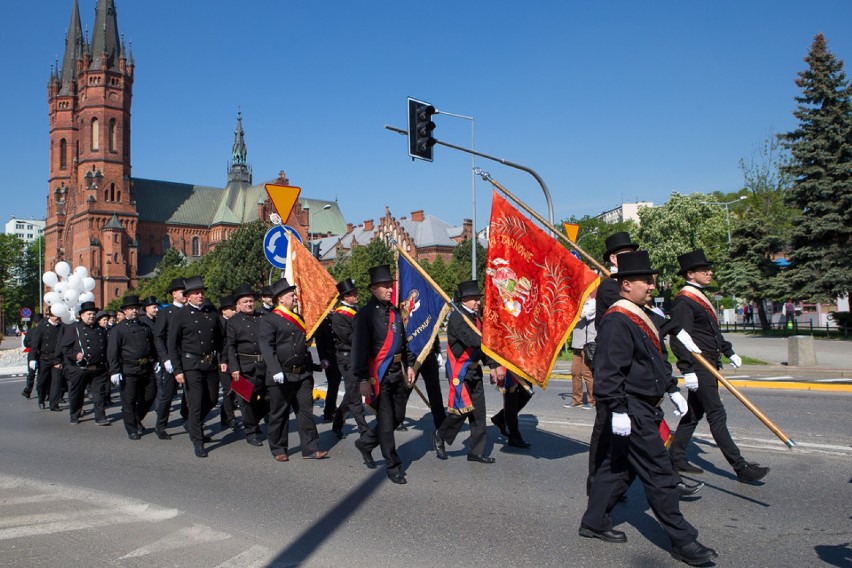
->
<box><xmin>385</xmin><ymin>125</ymin><xmax>555</xmax><ymax>233</ymax></box>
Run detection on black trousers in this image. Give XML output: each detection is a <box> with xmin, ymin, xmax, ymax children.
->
<box><xmin>358</xmin><ymin>372</ymin><xmax>409</xmax><ymax>474</ymax></box>
<box><xmin>48</xmin><ymin>366</ymin><xmax>66</xmax><ymax>410</ymax></box>
<box><xmin>23</xmin><ymin>366</ymin><xmax>36</xmax><ymax>395</ymax></box>
<box><xmin>669</xmin><ymin>367</ymin><xmax>746</xmax><ymax>471</ymax></box>
<box><xmin>218</xmin><ymin>371</ymin><xmax>237</xmax><ymax>424</ymax></box>
<box><xmin>183</xmin><ymin>368</ymin><xmax>219</xmax><ymax>445</ymax></box>
<box><xmin>239</xmin><ymin>378</ymin><xmax>269</xmax><ymax>438</ymax></box>
<box><xmin>66</xmin><ymin>366</ymin><xmax>107</xmax><ymax>422</ymax></box>
<box><xmin>267</xmin><ymin>376</ymin><xmax>319</xmax><ymax>458</ymax></box>
<box><xmin>581</xmin><ymin>397</ymin><xmax>699</xmax><ymax>548</ymax></box>
<box><xmin>321</xmin><ymin>360</ymin><xmax>342</xmax><ymax>420</ymax></box>
<box><xmin>493</xmin><ymin>384</ymin><xmax>532</xmax><ymax>442</ymax></box>
<box><xmin>417</xmin><ymin>354</ymin><xmax>446</xmax><ymax>429</ymax></box>
<box><xmin>120</xmin><ymin>372</ymin><xmax>157</xmax><ymax>435</ymax></box>
<box><xmin>437</xmin><ymin>378</ymin><xmax>487</xmax><ymax>456</ymax></box>
<box><xmin>35</xmin><ymin>363</ymin><xmax>58</xmax><ymax>405</ymax></box>
<box><xmin>155</xmin><ymin>371</ymin><xmax>178</xmax><ymax>432</ymax></box>
<box><xmin>332</xmin><ymin>355</ymin><xmax>368</xmax><ymax>434</ymax></box>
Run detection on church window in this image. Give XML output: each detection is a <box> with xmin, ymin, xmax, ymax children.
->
<box><xmin>163</xmin><ymin>235</ymin><xmax>170</xmax><ymax>252</ymax></box>
<box><xmin>59</xmin><ymin>139</ymin><xmax>67</xmax><ymax>169</ymax></box>
<box><xmin>91</xmin><ymin>118</ymin><xmax>99</xmax><ymax>151</ymax></box>
<box><xmin>109</xmin><ymin>119</ymin><xmax>117</xmax><ymax>152</ymax></box>
<box><xmin>191</xmin><ymin>236</ymin><xmax>200</xmax><ymax>257</ymax></box>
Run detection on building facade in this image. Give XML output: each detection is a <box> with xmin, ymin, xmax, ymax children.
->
<box><xmin>5</xmin><ymin>218</ymin><xmax>45</xmax><ymax>244</ymax></box>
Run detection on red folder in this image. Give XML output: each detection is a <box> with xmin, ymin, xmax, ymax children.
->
<box><xmin>229</xmin><ymin>375</ymin><xmax>254</xmax><ymax>402</ymax></box>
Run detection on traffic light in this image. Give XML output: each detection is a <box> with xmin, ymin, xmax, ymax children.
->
<box><xmin>408</xmin><ymin>97</ymin><xmax>437</xmax><ymax>161</ymax></box>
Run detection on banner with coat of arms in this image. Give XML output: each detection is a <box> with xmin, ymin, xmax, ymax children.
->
<box><xmin>396</xmin><ymin>250</ymin><xmax>451</xmax><ymax>371</ymax></box>
<box><xmin>482</xmin><ymin>191</ymin><xmax>600</xmax><ymax>388</ymax></box>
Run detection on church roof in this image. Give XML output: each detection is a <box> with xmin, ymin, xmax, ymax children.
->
<box><xmin>131</xmin><ymin>179</ymin><xmax>223</xmax><ymax>226</ymax></box>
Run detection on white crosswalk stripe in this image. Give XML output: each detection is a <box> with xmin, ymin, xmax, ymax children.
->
<box><xmin>120</xmin><ymin>524</ymin><xmax>232</xmax><ymax>558</ymax></box>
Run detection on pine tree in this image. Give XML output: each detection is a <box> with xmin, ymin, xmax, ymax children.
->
<box><xmin>779</xmin><ymin>34</ymin><xmax>852</xmax><ymax>303</ymax></box>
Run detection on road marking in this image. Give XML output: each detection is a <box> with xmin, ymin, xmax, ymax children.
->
<box><xmin>120</xmin><ymin>524</ymin><xmax>232</xmax><ymax>558</ymax></box>
<box><xmin>213</xmin><ymin>544</ymin><xmax>275</xmax><ymax>568</ymax></box>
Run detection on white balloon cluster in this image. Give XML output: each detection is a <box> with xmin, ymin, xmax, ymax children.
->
<box><xmin>42</xmin><ymin>262</ymin><xmax>96</xmax><ymax>324</ymax></box>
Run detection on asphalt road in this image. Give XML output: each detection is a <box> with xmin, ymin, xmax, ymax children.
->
<box><xmin>1</xmin><ymin>371</ymin><xmax>850</xmax><ymax>567</ymax></box>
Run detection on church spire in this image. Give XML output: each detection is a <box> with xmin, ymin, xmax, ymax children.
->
<box><xmin>227</xmin><ymin>111</ymin><xmax>251</xmax><ymax>186</ymax></box>
<box><xmin>58</xmin><ymin>0</ymin><xmax>84</xmax><ymax>93</ymax></box>
<box><xmin>90</xmin><ymin>0</ymin><xmax>121</xmax><ymax>71</ymax></box>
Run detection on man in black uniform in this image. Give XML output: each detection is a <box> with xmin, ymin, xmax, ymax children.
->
<box><xmin>58</xmin><ymin>301</ymin><xmax>110</xmax><ymax>425</ymax></box>
<box><xmin>21</xmin><ymin>314</ymin><xmax>42</xmax><ymax>398</ymax></box>
<box><xmin>491</xmin><ymin>370</ymin><xmax>533</xmax><ymax>448</ymax></box>
<box><xmin>258</xmin><ymin>277</ymin><xmax>329</xmax><ymax>462</ymax></box>
<box><xmin>225</xmin><ymin>283</ymin><xmax>268</xmax><ymax>447</ymax></box>
<box><xmin>668</xmin><ymin>249</ymin><xmax>770</xmax><ymax>483</ymax></box>
<box><xmin>259</xmin><ymin>286</ymin><xmax>274</xmax><ymax>314</ymax></box>
<box><xmin>108</xmin><ymin>295</ymin><xmax>157</xmax><ymax>440</ymax></box>
<box><xmin>352</xmin><ymin>265</ymin><xmax>416</xmax><ymax>484</ymax></box>
<box><xmin>168</xmin><ymin>276</ymin><xmax>223</xmax><ymax>458</ymax></box>
<box><xmin>217</xmin><ymin>295</ymin><xmax>239</xmax><ymax>431</ymax></box>
<box><xmin>432</xmin><ymin>280</ymin><xmax>499</xmax><ymax>464</ymax></box>
<box><xmin>314</xmin><ymin>312</ymin><xmax>342</xmax><ymax>422</ymax></box>
<box><xmin>28</xmin><ymin>312</ymin><xmax>63</xmax><ymax>410</ymax></box>
<box><xmin>153</xmin><ymin>278</ymin><xmax>186</xmax><ymax>440</ymax></box>
<box><xmin>138</xmin><ymin>296</ymin><xmax>160</xmax><ymax>413</ymax></box>
<box><xmin>330</xmin><ymin>278</ymin><xmax>367</xmax><ymax>439</ymax></box>
<box><xmin>579</xmin><ymin>251</ymin><xmax>717</xmax><ymax>566</ymax></box>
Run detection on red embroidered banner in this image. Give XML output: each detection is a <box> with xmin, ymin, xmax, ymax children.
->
<box><xmin>482</xmin><ymin>191</ymin><xmax>600</xmax><ymax>388</ymax></box>
<box><xmin>288</xmin><ymin>237</ymin><xmax>338</xmax><ymax>340</ymax></box>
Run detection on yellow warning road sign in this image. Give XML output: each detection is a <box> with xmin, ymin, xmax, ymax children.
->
<box><xmin>264</xmin><ymin>184</ymin><xmax>302</xmax><ymax>220</ymax></box>
<box><xmin>563</xmin><ymin>222</ymin><xmax>580</xmax><ymax>243</ymax></box>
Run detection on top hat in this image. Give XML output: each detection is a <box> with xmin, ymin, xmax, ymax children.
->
<box><xmin>79</xmin><ymin>301</ymin><xmax>99</xmax><ymax>315</ymax></box>
<box><xmin>678</xmin><ymin>249</ymin><xmax>713</xmax><ymax>276</ymax></box>
<box><xmin>107</xmin><ymin>310</ymin><xmax>117</xmax><ymax>318</ymax></box>
<box><xmin>602</xmin><ymin>232</ymin><xmax>639</xmax><ymax>262</ymax></box>
<box><xmin>368</xmin><ymin>265</ymin><xmax>394</xmax><ymax>286</ymax></box>
<box><xmin>182</xmin><ymin>276</ymin><xmax>206</xmax><ymax>293</ymax></box>
<box><xmin>270</xmin><ymin>277</ymin><xmax>296</xmax><ymax>299</ymax></box>
<box><xmin>260</xmin><ymin>285</ymin><xmax>273</xmax><ymax>298</ymax></box>
<box><xmin>456</xmin><ymin>280</ymin><xmax>482</xmax><ymax>299</ymax></box>
<box><xmin>141</xmin><ymin>295</ymin><xmax>159</xmax><ymax>308</ymax></box>
<box><xmin>167</xmin><ymin>278</ymin><xmax>186</xmax><ymax>293</ymax></box>
<box><xmin>219</xmin><ymin>295</ymin><xmax>236</xmax><ymax>311</ymax></box>
<box><xmin>232</xmin><ymin>283</ymin><xmax>257</xmax><ymax>300</ymax></box>
<box><xmin>120</xmin><ymin>295</ymin><xmax>142</xmax><ymax>310</ymax></box>
<box><xmin>336</xmin><ymin>278</ymin><xmax>357</xmax><ymax>295</ymax></box>
<box><xmin>94</xmin><ymin>310</ymin><xmax>109</xmax><ymax>321</ymax></box>
<box><xmin>613</xmin><ymin>250</ymin><xmax>659</xmax><ymax>278</ymax></box>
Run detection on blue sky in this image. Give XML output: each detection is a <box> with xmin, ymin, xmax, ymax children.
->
<box><xmin>2</xmin><ymin>1</ymin><xmax>851</xmax><ymax>234</ymax></box>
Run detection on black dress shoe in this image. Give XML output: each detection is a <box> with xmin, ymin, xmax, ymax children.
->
<box><xmin>467</xmin><ymin>454</ymin><xmax>496</xmax><ymax>464</ymax></box>
<box><xmin>137</xmin><ymin>427</ymin><xmax>144</xmax><ymax>436</ymax></box>
<box><xmin>396</xmin><ymin>423</ymin><xmax>408</xmax><ymax>431</ymax></box>
<box><xmin>354</xmin><ymin>439</ymin><xmax>376</xmax><ymax>469</ymax></box>
<box><xmin>507</xmin><ymin>438</ymin><xmax>531</xmax><ymax>448</ymax></box>
<box><xmin>59</xmin><ymin>397</ymin><xmax>67</xmax><ymax>403</ymax></box>
<box><xmin>672</xmin><ymin>459</ymin><xmax>704</xmax><ymax>474</ymax></box>
<box><xmin>194</xmin><ymin>444</ymin><xmax>208</xmax><ymax>458</ymax></box>
<box><xmin>38</xmin><ymin>402</ymin><xmax>46</xmax><ymax>410</ymax></box>
<box><xmin>736</xmin><ymin>463</ymin><xmax>770</xmax><ymax>483</ymax></box>
<box><xmin>676</xmin><ymin>481</ymin><xmax>704</xmax><ymax>496</ymax></box>
<box><xmin>670</xmin><ymin>540</ymin><xmax>718</xmax><ymax>565</ymax></box>
<box><xmin>578</xmin><ymin>525</ymin><xmax>627</xmax><ymax>543</ymax></box>
<box><xmin>21</xmin><ymin>390</ymin><xmax>31</xmax><ymax>399</ymax></box>
<box><xmin>332</xmin><ymin>425</ymin><xmax>344</xmax><ymax>439</ymax></box>
<box><xmin>128</xmin><ymin>432</ymin><xmax>141</xmax><ymax>440</ymax></box>
<box><xmin>246</xmin><ymin>436</ymin><xmax>264</xmax><ymax>447</ymax></box>
<box><xmin>490</xmin><ymin>414</ymin><xmax>509</xmax><ymax>437</ymax></box>
<box><xmin>156</xmin><ymin>430</ymin><xmax>172</xmax><ymax>440</ymax></box>
<box><xmin>50</xmin><ymin>407</ymin><xmax>62</xmax><ymax>412</ymax></box>
<box><xmin>95</xmin><ymin>420</ymin><xmax>111</xmax><ymax>426</ymax></box>
<box><xmin>70</xmin><ymin>418</ymin><xmax>80</xmax><ymax>425</ymax></box>
<box><xmin>387</xmin><ymin>471</ymin><xmax>407</xmax><ymax>485</ymax></box>
<box><xmin>432</xmin><ymin>432</ymin><xmax>448</xmax><ymax>460</ymax></box>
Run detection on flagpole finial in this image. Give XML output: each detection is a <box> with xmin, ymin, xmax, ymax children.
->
<box><xmin>474</xmin><ymin>167</ymin><xmax>491</xmax><ymax>181</ymax></box>
<box><xmin>269</xmin><ymin>213</ymin><xmax>283</xmax><ymax>226</ymax></box>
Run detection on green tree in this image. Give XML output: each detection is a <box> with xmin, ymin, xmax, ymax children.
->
<box><xmin>561</xmin><ymin>215</ymin><xmax>638</xmax><ymax>269</ymax></box>
<box><xmin>329</xmin><ymin>239</ymin><xmax>394</xmax><ymax>306</ymax></box>
<box><xmin>636</xmin><ymin>193</ymin><xmax>728</xmax><ymax>286</ymax></box>
<box><xmin>779</xmin><ymin>33</ymin><xmax>852</xmax><ymax>303</ymax></box>
<box><xmin>0</xmin><ymin>234</ymin><xmax>25</xmax><ymax>331</ymax></box>
<box><xmin>204</xmin><ymin>220</ymin><xmax>270</xmax><ymax>302</ymax></box>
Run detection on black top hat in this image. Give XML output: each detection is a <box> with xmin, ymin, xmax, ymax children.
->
<box><xmin>141</xmin><ymin>295</ymin><xmax>159</xmax><ymax>308</ymax></box>
<box><xmin>260</xmin><ymin>285</ymin><xmax>273</xmax><ymax>298</ymax></box>
<box><xmin>107</xmin><ymin>310</ymin><xmax>116</xmax><ymax>317</ymax></box>
<box><xmin>602</xmin><ymin>231</ymin><xmax>639</xmax><ymax>262</ymax></box>
<box><xmin>79</xmin><ymin>301</ymin><xmax>98</xmax><ymax>315</ymax></box>
<box><xmin>94</xmin><ymin>310</ymin><xmax>109</xmax><ymax>320</ymax></box>
<box><xmin>219</xmin><ymin>295</ymin><xmax>236</xmax><ymax>311</ymax></box>
<box><xmin>336</xmin><ymin>278</ymin><xmax>357</xmax><ymax>295</ymax></box>
<box><xmin>456</xmin><ymin>280</ymin><xmax>482</xmax><ymax>299</ymax></box>
<box><xmin>182</xmin><ymin>276</ymin><xmax>206</xmax><ymax>293</ymax></box>
<box><xmin>368</xmin><ymin>265</ymin><xmax>393</xmax><ymax>285</ymax></box>
<box><xmin>678</xmin><ymin>249</ymin><xmax>713</xmax><ymax>276</ymax></box>
<box><xmin>120</xmin><ymin>295</ymin><xmax>142</xmax><ymax>309</ymax></box>
<box><xmin>232</xmin><ymin>283</ymin><xmax>257</xmax><ymax>300</ymax></box>
<box><xmin>167</xmin><ymin>278</ymin><xmax>186</xmax><ymax>293</ymax></box>
<box><xmin>270</xmin><ymin>277</ymin><xmax>296</xmax><ymax>299</ymax></box>
<box><xmin>614</xmin><ymin>250</ymin><xmax>659</xmax><ymax>278</ymax></box>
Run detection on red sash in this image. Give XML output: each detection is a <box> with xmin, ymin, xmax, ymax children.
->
<box><xmin>676</xmin><ymin>286</ymin><xmax>718</xmax><ymax>325</ymax></box>
<box><xmin>334</xmin><ymin>305</ymin><xmax>356</xmax><ymax>319</ymax></box>
<box><xmin>607</xmin><ymin>300</ymin><xmax>661</xmax><ymax>353</ymax></box>
<box><xmin>366</xmin><ymin>309</ymin><xmax>400</xmax><ymax>405</ymax></box>
<box><xmin>272</xmin><ymin>306</ymin><xmax>306</xmax><ymax>334</ymax></box>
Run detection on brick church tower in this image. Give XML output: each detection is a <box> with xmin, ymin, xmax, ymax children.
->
<box><xmin>45</xmin><ymin>0</ymin><xmax>136</xmax><ymax>307</ymax></box>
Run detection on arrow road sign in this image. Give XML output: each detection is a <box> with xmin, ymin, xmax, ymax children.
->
<box><xmin>263</xmin><ymin>225</ymin><xmax>303</xmax><ymax>270</ymax></box>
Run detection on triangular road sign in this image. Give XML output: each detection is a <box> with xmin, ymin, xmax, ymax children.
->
<box><xmin>264</xmin><ymin>184</ymin><xmax>301</xmax><ymax>220</ymax></box>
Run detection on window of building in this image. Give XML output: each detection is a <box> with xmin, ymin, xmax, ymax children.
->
<box><xmin>109</xmin><ymin>119</ymin><xmax>117</xmax><ymax>152</ymax></box>
<box><xmin>163</xmin><ymin>235</ymin><xmax>170</xmax><ymax>252</ymax></box>
<box><xmin>59</xmin><ymin>139</ymin><xmax>67</xmax><ymax>169</ymax></box>
<box><xmin>91</xmin><ymin>118</ymin><xmax>99</xmax><ymax>151</ymax></box>
<box><xmin>191</xmin><ymin>236</ymin><xmax>200</xmax><ymax>257</ymax></box>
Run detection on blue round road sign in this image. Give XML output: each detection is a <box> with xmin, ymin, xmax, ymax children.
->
<box><xmin>263</xmin><ymin>226</ymin><xmax>303</xmax><ymax>270</ymax></box>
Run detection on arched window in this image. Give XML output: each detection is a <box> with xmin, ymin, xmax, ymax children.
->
<box><xmin>108</xmin><ymin>119</ymin><xmax>117</xmax><ymax>152</ymax></box>
<box><xmin>191</xmin><ymin>236</ymin><xmax>200</xmax><ymax>257</ymax></box>
<box><xmin>59</xmin><ymin>139</ymin><xmax>67</xmax><ymax>169</ymax></box>
<box><xmin>162</xmin><ymin>234</ymin><xmax>170</xmax><ymax>252</ymax></box>
<box><xmin>91</xmin><ymin>118</ymin><xmax>99</xmax><ymax>151</ymax></box>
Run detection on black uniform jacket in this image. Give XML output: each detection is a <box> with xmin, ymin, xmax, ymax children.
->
<box><xmin>58</xmin><ymin>321</ymin><xmax>108</xmax><ymax>367</ymax></box>
<box><xmin>351</xmin><ymin>296</ymin><xmax>414</xmax><ymax>383</ymax></box>
<box><xmin>153</xmin><ymin>303</ymin><xmax>182</xmax><ymax>365</ymax></box>
<box><xmin>167</xmin><ymin>303</ymin><xmax>223</xmax><ymax>375</ymax></box>
<box><xmin>28</xmin><ymin>319</ymin><xmax>63</xmax><ymax>365</ymax></box>
<box><xmin>330</xmin><ymin>303</ymin><xmax>357</xmax><ymax>352</ymax></box>
<box><xmin>314</xmin><ymin>315</ymin><xmax>337</xmax><ymax>363</ymax></box>
<box><xmin>593</xmin><ymin>304</ymin><xmax>677</xmax><ymax>415</ymax></box>
<box><xmin>669</xmin><ymin>283</ymin><xmax>734</xmax><ymax>375</ymax></box>
<box><xmin>108</xmin><ymin>318</ymin><xmax>156</xmax><ymax>375</ymax></box>
<box><xmin>226</xmin><ymin>311</ymin><xmax>267</xmax><ymax>384</ymax></box>
<box><xmin>258</xmin><ymin>309</ymin><xmax>313</xmax><ymax>386</ymax></box>
<box><xmin>446</xmin><ymin>307</ymin><xmax>496</xmax><ymax>382</ymax></box>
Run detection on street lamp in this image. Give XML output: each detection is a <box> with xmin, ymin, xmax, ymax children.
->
<box><xmin>700</xmin><ymin>195</ymin><xmax>747</xmax><ymax>244</ymax></box>
<box><xmin>306</xmin><ymin>203</ymin><xmax>331</xmax><ymax>255</ymax></box>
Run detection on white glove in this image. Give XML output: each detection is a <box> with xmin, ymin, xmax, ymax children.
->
<box><xmin>436</xmin><ymin>353</ymin><xmax>444</xmax><ymax>367</ymax></box>
<box><xmin>154</xmin><ymin>362</ymin><xmax>162</xmax><ymax>374</ymax></box>
<box><xmin>110</xmin><ymin>373</ymin><xmax>122</xmax><ymax>386</ymax></box>
<box><xmin>164</xmin><ymin>360</ymin><xmax>174</xmax><ymax>373</ymax></box>
<box><xmin>273</xmin><ymin>372</ymin><xmax>285</xmax><ymax>384</ymax></box>
<box><xmin>611</xmin><ymin>412</ymin><xmax>631</xmax><ymax>436</ymax></box>
<box><xmin>683</xmin><ymin>372</ymin><xmax>699</xmax><ymax>391</ymax></box>
<box><xmin>669</xmin><ymin>391</ymin><xmax>688</xmax><ymax>417</ymax></box>
<box><xmin>676</xmin><ymin>330</ymin><xmax>701</xmax><ymax>354</ymax></box>
<box><xmin>729</xmin><ymin>354</ymin><xmax>742</xmax><ymax>368</ymax></box>
<box><xmin>29</xmin><ymin>361</ymin><xmax>37</xmax><ymax>371</ymax></box>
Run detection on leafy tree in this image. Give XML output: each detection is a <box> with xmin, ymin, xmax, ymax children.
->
<box><xmin>0</xmin><ymin>234</ymin><xmax>25</xmax><ymax>331</ymax></box>
<box><xmin>636</xmin><ymin>193</ymin><xmax>728</xmax><ymax>286</ymax></box>
<box><xmin>204</xmin><ymin>220</ymin><xmax>270</xmax><ymax>302</ymax></box>
<box><xmin>421</xmin><ymin>255</ymin><xmax>453</xmax><ymax>298</ymax></box>
<box><xmin>779</xmin><ymin>33</ymin><xmax>852</xmax><ymax>303</ymax></box>
<box><xmin>328</xmin><ymin>239</ymin><xmax>394</xmax><ymax>307</ymax></box>
<box><xmin>561</xmin><ymin>215</ymin><xmax>638</xmax><ymax>270</ymax></box>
